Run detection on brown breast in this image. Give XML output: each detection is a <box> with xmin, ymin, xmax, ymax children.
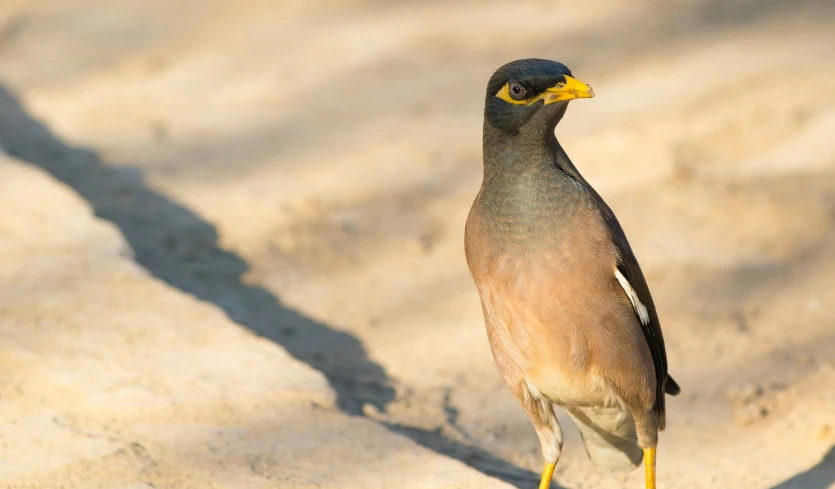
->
<box><xmin>465</xmin><ymin>192</ymin><xmax>655</xmax><ymax>409</ymax></box>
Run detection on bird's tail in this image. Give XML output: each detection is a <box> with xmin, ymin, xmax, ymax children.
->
<box><xmin>565</xmin><ymin>406</ymin><xmax>643</xmax><ymax>472</ymax></box>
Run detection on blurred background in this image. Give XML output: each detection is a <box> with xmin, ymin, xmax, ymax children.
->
<box><xmin>0</xmin><ymin>0</ymin><xmax>834</xmax><ymax>488</ymax></box>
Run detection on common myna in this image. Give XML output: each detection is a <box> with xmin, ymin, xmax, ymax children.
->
<box><xmin>465</xmin><ymin>59</ymin><xmax>680</xmax><ymax>489</ymax></box>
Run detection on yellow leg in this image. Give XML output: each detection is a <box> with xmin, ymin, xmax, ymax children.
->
<box><xmin>644</xmin><ymin>447</ymin><xmax>657</xmax><ymax>489</ymax></box>
<box><xmin>538</xmin><ymin>462</ymin><xmax>555</xmax><ymax>489</ymax></box>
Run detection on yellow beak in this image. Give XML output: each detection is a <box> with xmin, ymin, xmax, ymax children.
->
<box><xmin>541</xmin><ymin>75</ymin><xmax>595</xmax><ymax>104</ymax></box>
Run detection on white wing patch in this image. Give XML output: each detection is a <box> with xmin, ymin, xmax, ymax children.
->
<box><xmin>615</xmin><ymin>268</ymin><xmax>650</xmax><ymax>325</ymax></box>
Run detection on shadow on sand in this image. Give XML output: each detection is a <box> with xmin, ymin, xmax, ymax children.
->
<box><xmin>769</xmin><ymin>445</ymin><xmax>835</xmax><ymax>489</ymax></box>
<box><xmin>0</xmin><ymin>84</ymin><xmax>542</xmax><ymax>488</ymax></box>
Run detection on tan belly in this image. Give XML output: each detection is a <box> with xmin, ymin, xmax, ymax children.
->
<box><xmin>476</xmin><ymin>265</ymin><xmax>652</xmax><ymax>411</ymax></box>
<box><xmin>527</xmin><ymin>364</ymin><xmax>622</xmax><ymax>409</ymax></box>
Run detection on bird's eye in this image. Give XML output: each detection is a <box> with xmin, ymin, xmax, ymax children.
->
<box><xmin>508</xmin><ymin>82</ymin><xmax>526</xmax><ymax>100</ymax></box>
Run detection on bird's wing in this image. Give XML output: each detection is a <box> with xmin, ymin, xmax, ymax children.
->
<box><xmin>552</xmin><ymin>156</ymin><xmax>679</xmax><ymax>408</ymax></box>
<box><xmin>583</xmin><ymin>190</ymin><xmax>678</xmax><ymax>429</ymax></box>
<box><xmin>606</xmin><ymin>204</ymin><xmax>677</xmax><ymax>426</ymax></box>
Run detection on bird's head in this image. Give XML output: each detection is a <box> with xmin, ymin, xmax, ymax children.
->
<box><xmin>484</xmin><ymin>59</ymin><xmax>594</xmax><ymax>136</ymax></box>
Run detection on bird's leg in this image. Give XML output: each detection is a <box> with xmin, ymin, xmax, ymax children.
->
<box><xmin>533</xmin><ymin>411</ymin><xmax>562</xmax><ymax>489</ymax></box>
<box><xmin>521</xmin><ymin>381</ymin><xmax>562</xmax><ymax>489</ymax></box>
<box><xmin>643</xmin><ymin>446</ymin><xmax>656</xmax><ymax>489</ymax></box>
<box><xmin>633</xmin><ymin>410</ymin><xmax>659</xmax><ymax>489</ymax></box>
<box><xmin>538</xmin><ymin>462</ymin><xmax>556</xmax><ymax>489</ymax></box>
<box><xmin>531</xmin><ymin>408</ymin><xmax>562</xmax><ymax>489</ymax></box>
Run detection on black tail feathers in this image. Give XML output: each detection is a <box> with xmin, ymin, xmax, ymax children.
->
<box><xmin>665</xmin><ymin>375</ymin><xmax>681</xmax><ymax>396</ymax></box>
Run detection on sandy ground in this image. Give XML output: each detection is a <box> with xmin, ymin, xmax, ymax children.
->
<box><xmin>1</xmin><ymin>0</ymin><xmax>834</xmax><ymax>488</ymax></box>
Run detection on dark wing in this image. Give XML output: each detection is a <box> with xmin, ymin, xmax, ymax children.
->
<box><xmin>551</xmin><ymin>151</ymin><xmax>679</xmax><ymax>428</ymax></box>
<box><xmin>601</xmin><ymin>202</ymin><xmax>678</xmax><ymax>429</ymax></box>
<box><xmin>568</xmin><ymin>177</ymin><xmax>678</xmax><ymax>431</ymax></box>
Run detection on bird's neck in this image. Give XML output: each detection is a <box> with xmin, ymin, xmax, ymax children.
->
<box><xmin>482</xmin><ymin>121</ymin><xmax>582</xmax><ymax>184</ymax></box>
<box><xmin>477</xmin><ymin>124</ymin><xmax>589</xmax><ymax>248</ymax></box>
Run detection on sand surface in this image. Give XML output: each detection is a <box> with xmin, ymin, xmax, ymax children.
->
<box><xmin>1</xmin><ymin>1</ymin><xmax>834</xmax><ymax>488</ymax></box>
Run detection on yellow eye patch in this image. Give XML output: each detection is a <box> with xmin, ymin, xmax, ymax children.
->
<box><xmin>495</xmin><ymin>83</ymin><xmax>534</xmax><ymax>105</ymax></box>
<box><xmin>495</xmin><ymin>76</ymin><xmax>595</xmax><ymax>105</ymax></box>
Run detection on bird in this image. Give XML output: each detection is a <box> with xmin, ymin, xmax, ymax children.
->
<box><xmin>464</xmin><ymin>58</ymin><xmax>680</xmax><ymax>489</ymax></box>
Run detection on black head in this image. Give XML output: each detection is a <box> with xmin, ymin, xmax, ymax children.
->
<box><xmin>484</xmin><ymin>58</ymin><xmax>594</xmax><ymax>136</ymax></box>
